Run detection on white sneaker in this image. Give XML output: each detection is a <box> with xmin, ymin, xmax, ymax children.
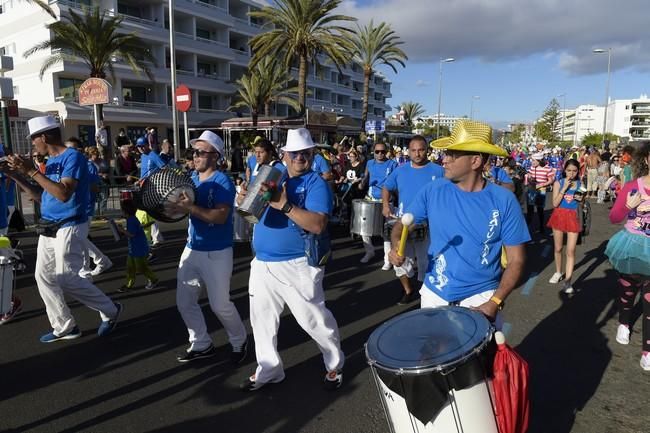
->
<box><xmin>360</xmin><ymin>252</ymin><xmax>375</xmax><ymax>264</ymax></box>
<box><xmin>90</xmin><ymin>260</ymin><xmax>113</xmax><ymax>276</ymax></box>
<box><xmin>563</xmin><ymin>283</ymin><xmax>574</xmax><ymax>294</ymax></box>
<box><xmin>549</xmin><ymin>272</ymin><xmax>564</xmax><ymax>284</ymax></box>
<box><xmin>381</xmin><ymin>262</ymin><xmax>392</xmax><ymax>271</ymax></box>
<box><xmin>641</xmin><ymin>353</ymin><xmax>650</xmax><ymax>371</ymax></box>
<box><xmin>616</xmin><ymin>324</ymin><xmax>630</xmax><ymax>345</ymax></box>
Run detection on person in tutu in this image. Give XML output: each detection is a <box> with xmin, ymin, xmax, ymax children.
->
<box><xmin>605</xmin><ymin>142</ymin><xmax>650</xmax><ymax>371</ymax></box>
<box><xmin>547</xmin><ymin>159</ymin><xmax>583</xmax><ymax>294</ymax></box>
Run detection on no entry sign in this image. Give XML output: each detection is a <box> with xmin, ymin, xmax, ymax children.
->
<box><xmin>175</xmin><ymin>85</ymin><xmax>192</xmax><ymax>112</ymax></box>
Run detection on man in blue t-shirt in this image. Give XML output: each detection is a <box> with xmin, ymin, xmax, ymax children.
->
<box><xmin>4</xmin><ymin>116</ymin><xmax>121</xmax><ymax>342</ymax></box>
<box><xmin>483</xmin><ymin>157</ymin><xmax>515</xmax><ymax>192</ymax></box>
<box><xmin>358</xmin><ymin>142</ymin><xmax>398</xmax><ymax>268</ymax></box>
<box><xmin>64</xmin><ymin>137</ymin><xmax>113</xmax><ymax>278</ymax></box>
<box><xmin>389</xmin><ymin>119</ymin><xmax>530</xmax><ymax>325</ymax></box>
<box><xmin>170</xmin><ymin>130</ymin><xmax>248</xmax><ymax>364</ymax></box>
<box><xmin>382</xmin><ymin>135</ymin><xmax>445</xmax><ymax>305</ymax></box>
<box><xmin>241</xmin><ymin>128</ymin><xmax>344</xmax><ymax>392</ymax></box>
<box><xmin>136</xmin><ymin>136</ymin><xmax>166</xmax><ymax>247</ymax></box>
<box><xmin>311</xmin><ymin>151</ymin><xmax>333</xmax><ymax>181</ymax></box>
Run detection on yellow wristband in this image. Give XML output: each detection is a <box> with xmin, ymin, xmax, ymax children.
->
<box><xmin>490</xmin><ymin>295</ymin><xmax>503</xmax><ymax>307</ymax></box>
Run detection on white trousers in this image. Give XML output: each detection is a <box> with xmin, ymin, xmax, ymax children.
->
<box><xmin>35</xmin><ymin>222</ymin><xmax>117</xmax><ymax>335</ymax></box>
<box><xmin>249</xmin><ymin>257</ymin><xmax>345</xmax><ymax>384</ymax></box>
<box><xmin>419</xmin><ymin>285</ymin><xmax>503</xmax><ymax>330</ymax></box>
<box><xmin>361</xmin><ymin>236</ymin><xmax>392</xmax><ymax>264</ymax></box>
<box><xmin>82</xmin><ymin>237</ymin><xmax>111</xmax><ymax>269</ymax></box>
<box><xmin>151</xmin><ymin>223</ymin><xmax>163</xmax><ymax>245</ymax></box>
<box><xmin>394</xmin><ymin>237</ymin><xmax>429</xmax><ymax>281</ymax></box>
<box><xmin>176</xmin><ymin>247</ymin><xmax>247</xmax><ymax>351</ymax></box>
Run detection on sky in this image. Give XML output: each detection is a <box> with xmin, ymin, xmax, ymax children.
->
<box><xmin>336</xmin><ymin>0</ymin><xmax>650</xmax><ymax>128</ymax></box>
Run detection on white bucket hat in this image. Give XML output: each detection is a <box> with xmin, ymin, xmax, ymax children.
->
<box><xmin>27</xmin><ymin>115</ymin><xmax>60</xmax><ymax>138</ymax></box>
<box><xmin>531</xmin><ymin>152</ymin><xmax>544</xmax><ymax>160</ymax></box>
<box><xmin>189</xmin><ymin>130</ymin><xmax>225</xmax><ymax>157</ymax></box>
<box><xmin>282</xmin><ymin>128</ymin><xmax>315</xmax><ymax>152</ymax></box>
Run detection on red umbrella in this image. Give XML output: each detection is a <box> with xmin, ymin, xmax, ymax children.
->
<box><xmin>492</xmin><ymin>331</ymin><xmax>530</xmax><ymax>433</ymax></box>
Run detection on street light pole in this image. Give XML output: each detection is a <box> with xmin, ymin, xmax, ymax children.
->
<box><xmin>436</xmin><ymin>57</ymin><xmax>455</xmax><ymax>138</ymax></box>
<box><xmin>470</xmin><ymin>95</ymin><xmax>480</xmax><ymax>119</ymax></box>
<box><xmin>593</xmin><ymin>48</ymin><xmax>611</xmax><ymax>145</ymax></box>
<box><xmin>168</xmin><ymin>0</ymin><xmax>180</xmax><ymax>157</ymax></box>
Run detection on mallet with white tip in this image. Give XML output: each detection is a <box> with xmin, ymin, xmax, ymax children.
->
<box><xmin>397</xmin><ymin>213</ymin><xmax>414</xmax><ymax>257</ymax></box>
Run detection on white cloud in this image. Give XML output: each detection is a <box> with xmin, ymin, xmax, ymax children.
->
<box><xmin>415</xmin><ymin>79</ymin><xmax>430</xmax><ymax>87</ymax></box>
<box><xmin>338</xmin><ymin>0</ymin><xmax>650</xmax><ymax>75</ymax></box>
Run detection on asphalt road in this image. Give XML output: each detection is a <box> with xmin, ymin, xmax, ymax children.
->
<box><xmin>1</xmin><ymin>201</ymin><xmax>649</xmax><ymax>433</ymax></box>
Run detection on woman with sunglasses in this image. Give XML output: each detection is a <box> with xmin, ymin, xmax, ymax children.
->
<box><xmin>547</xmin><ymin>159</ymin><xmax>583</xmax><ymax>294</ymax></box>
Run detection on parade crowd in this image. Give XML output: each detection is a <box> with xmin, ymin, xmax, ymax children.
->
<box><xmin>1</xmin><ymin>115</ymin><xmax>649</xmax><ymax>402</ymax></box>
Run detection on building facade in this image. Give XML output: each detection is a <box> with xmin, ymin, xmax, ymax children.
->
<box><xmin>0</xmin><ymin>0</ymin><xmax>391</xmax><ymax>153</ymax></box>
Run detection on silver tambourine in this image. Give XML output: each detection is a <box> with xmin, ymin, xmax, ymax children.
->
<box><xmin>237</xmin><ymin>164</ymin><xmax>283</xmax><ymax>223</ymax></box>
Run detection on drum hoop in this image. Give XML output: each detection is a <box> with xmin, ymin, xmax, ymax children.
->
<box><xmin>365</xmin><ymin>326</ymin><xmax>494</xmax><ymax>375</ymax></box>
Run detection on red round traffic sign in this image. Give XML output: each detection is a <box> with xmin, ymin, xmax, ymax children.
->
<box><xmin>175</xmin><ymin>84</ymin><xmax>192</xmax><ymax>112</ymax></box>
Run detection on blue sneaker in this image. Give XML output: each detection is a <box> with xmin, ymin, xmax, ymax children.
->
<box><xmin>97</xmin><ymin>302</ymin><xmax>123</xmax><ymax>337</ymax></box>
<box><xmin>40</xmin><ymin>326</ymin><xmax>82</xmax><ymax>343</ymax></box>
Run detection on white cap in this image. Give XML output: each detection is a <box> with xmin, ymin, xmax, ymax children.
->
<box><xmin>531</xmin><ymin>152</ymin><xmax>544</xmax><ymax>160</ymax></box>
<box><xmin>27</xmin><ymin>115</ymin><xmax>60</xmax><ymax>138</ymax></box>
<box><xmin>281</xmin><ymin>128</ymin><xmax>315</xmax><ymax>152</ymax></box>
<box><xmin>189</xmin><ymin>130</ymin><xmax>225</xmax><ymax>157</ymax></box>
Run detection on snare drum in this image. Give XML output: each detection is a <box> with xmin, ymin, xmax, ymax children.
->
<box><xmin>383</xmin><ymin>218</ymin><xmax>428</xmax><ymax>242</ymax></box>
<box><xmin>350</xmin><ymin>199</ymin><xmax>384</xmax><ymax>237</ymax></box>
<box><xmin>366</xmin><ymin>307</ymin><xmax>497</xmax><ymax>433</ymax></box>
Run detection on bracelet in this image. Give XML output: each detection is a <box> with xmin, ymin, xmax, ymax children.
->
<box><xmin>490</xmin><ymin>295</ymin><xmax>504</xmax><ymax>310</ymax></box>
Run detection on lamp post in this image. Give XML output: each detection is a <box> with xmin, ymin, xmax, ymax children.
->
<box><xmin>436</xmin><ymin>57</ymin><xmax>455</xmax><ymax>138</ymax></box>
<box><xmin>593</xmin><ymin>48</ymin><xmax>611</xmax><ymax>145</ymax></box>
<box><xmin>168</xmin><ymin>0</ymin><xmax>180</xmax><ymax>157</ymax></box>
<box><xmin>557</xmin><ymin>93</ymin><xmax>566</xmax><ymax>143</ymax></box>
<box><xmin>470</xmin><ymin>95</ymin><xmax>480</xmax><ymax>119</ymax></box>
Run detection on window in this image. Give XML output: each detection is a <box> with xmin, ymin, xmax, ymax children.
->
<box><xmin>58</xmin><ymin>77</ymin><xmax>84</xmax><ymax>100</ymax></box>
<box><xmin>122</xmin><ymin>86</ymin><xmax>147</xmax><ymax>103</ymax></box>
<box><xmin>118</xmin><ymin>3</ymin><xmax>141</xmax><ymax>18</ymax></box>
<box><xmin>625</xmin><ymin>105</ymin><xmax>630</xmax><ymax>110</ymax></box>
<box><xmin>196</xmin><ymin>28</ymin><xmax>211</xmax><ymax>39</ymax></box>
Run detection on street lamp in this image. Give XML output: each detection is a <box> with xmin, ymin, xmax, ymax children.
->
<box><xmin>470</xmin><ymin>95</ymin><xmax>480</xmax><ymax>119</ymax></box>
<box><xmin>436</xmin><ymin>57</ymin><xmax>455</xmax><ymax>138</ymax></box>
<box><xmin>593</xmin><ymin>48</ymin><xmax>612</xmax><ymax>145</ymax></box>
<box><xmin>557</xmin><ymin>93</ymin><xmax>566</xmax><ymax>143</ymax></box>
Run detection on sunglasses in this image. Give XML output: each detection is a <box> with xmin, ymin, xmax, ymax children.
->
<box><xmin>443</xmin><ymin>150</ymin><xmax>481</xmax><ymax>161</ymax></box>
<box><xmin>288</xmin><ymin>150</ymin><xmax>312</xmax><ymax>159</ymax></box>
<box><xmin>193</xmin><ymin>149</ymin><xmax>217</xmax><ymax>157</ymax></box>
<box><xmin>374</xmin><ymin>150</ymin><xmax>387</xmax><ymax>154</ymax></box>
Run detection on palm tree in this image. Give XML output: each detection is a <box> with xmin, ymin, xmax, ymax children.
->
<box><xmin>249</xmin><ymin>0</ymin><xmax>356</xmax><ymax>116</ymax></box>
<box><xmin>350</xmin><ymin>21</ymin><xmax>407</xmax><ymax>129</ymax></box>
<box><xmin>254</xmin><ymin>57</ymin><xmax>301</xmax><ymax>117</ymax></box>
<box><xmin>229</xmin><ymin>72</ymin><xmax>264</xmax><ymax>127</ymax></box>
<box><xmin>400</xmin><ymin>101</ymin><xmax>425</xmax><ymax>128</ymax></box>
<box><xmin>24</xmin><ymin>7</ymin><xmax>156</xmax><ymax>81</ymax></box>
<box><xmin>27</xmin><ymin>0</ymin><xmax>56</xmax><ymax>19</ymax></box>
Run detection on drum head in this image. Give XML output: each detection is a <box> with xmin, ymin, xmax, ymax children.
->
<box><xmin>366</xmin><ymin>306</ymin><xmax>492</xmax><ymax>373</ymax></box>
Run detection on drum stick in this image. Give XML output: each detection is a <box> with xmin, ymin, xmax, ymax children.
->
<box><xmin>397</xmin><ymin>213</ymin><xmax>414</xmax><ymax>257</ymax></box>
<box><xmin>107</xmin><ymin>218</ymin><xmax>121</xmax><ymax>241</ymax></box>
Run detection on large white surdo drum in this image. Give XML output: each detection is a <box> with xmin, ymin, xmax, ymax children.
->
<box><xmin>365</xmin><ymin>307</ymin><xmax>498</xmax><ymax>433</ymax></box>
<box><xmin>350</xmin><ymin>199</ymin><xmax>384</xmax><ymax>237</ymax></box>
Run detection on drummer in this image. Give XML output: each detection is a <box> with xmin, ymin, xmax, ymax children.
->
<box><xmin>358</xmin><ymin>143</ymin><xmax>398</xmax><ymax>267</ymax></box>
<box><xmin>170</xmin><ymin>130</ymin><xmax>248</xmax><ymax>363</ymax></box>
<box><xmin>237</xmin><ymin>138</ymin><xmax>286</xmax><ymax>205</ymax></box>
<box><xmin>136</xmin><ymin>136</ymin><xmax>166</xmax><ymax>248</ymax></box>
<box><xmin>383</xmin><ymin>135</ymin><xmax>444</xmax><ymax>305</ymax></box>
<box><xmin>389</xmin><ymin>120</ymin><xmax>530</xmax><ymax>325</ymax></box>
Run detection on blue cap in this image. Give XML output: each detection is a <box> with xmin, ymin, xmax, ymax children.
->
<box><xmin>136</xmin><ymin>137</ymin><xmax>147</xmax><ymax>146</ymax></box>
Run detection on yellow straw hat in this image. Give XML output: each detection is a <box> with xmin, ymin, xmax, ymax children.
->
<box><xmin>429</xmin><ymin>119</ymin><xmax>508</xmax><ymax>157</ymax></box>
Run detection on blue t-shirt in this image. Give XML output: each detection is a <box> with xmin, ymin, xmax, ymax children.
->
<box><xmin>407</xmin><ymin>179</ymin><xmax>531</xmax><ymax>302</ymax></box>
<box><xmin>0</xmin><ymin>175</ymin><xmax>6</xmax><ymax>230</ymax></box>
<box><xmin>187</xmin><ymin>171</ymin><xmax>236</xmax><ymax>251</ymax></box>
<box><xmin>558</xmin><ymin>179</ymin><xmax>581</xmax><ymax>210</ymax></box>
<box><xmin>127</xmin><ymin>215</ymin><xmax>149</xmax><ymax>257</ymax></box>
<box><xmin>41</xmin><ymin>148</ymin><xmax>89</xmax><ymax>225</ymax></box>
<box><xmin>367</xmin><ymin>159</ymin><xmax>398</xmax><ymax>199</ymax></box>
<box><xmin>140</xmin><ymin>150</ymin><xmax>166</xmax><ymax>178</ymax></box>
<box><xmin>254</xmin><ymin>170</ymin><xmax>332</xmax><ymax>261</ymax></box>
<box><xmin>246</xmin><ymin>155</ymin><xmax>256</xmax><ymax>175</ymax></box>
<box><xmin>383</xmin><ymin>162</ymin><xmax>445</xmax><ymax>220</ymax></box>
<box><xmin>249</xmin><ymin>161</ymin><xmax>287</xmax><ymax>186</ymax></box>
<box><xmin>486</xmin><ymin>167</ymin><xmax>513</xmax><ymax>185</ymax></box>
<box><xmin>311</xmin><ymin>154</ymin><xmax>331</xmax><ymax>176</ymax></box>
<box><xmin>86</xmin><ymin>160</ymin><xmax>99</xmax><ymax>218</ymax></box>
<box><xmin>5</xmin><ymin>178</ymin><xmax>15</xmax><ymax>207</ymax></box>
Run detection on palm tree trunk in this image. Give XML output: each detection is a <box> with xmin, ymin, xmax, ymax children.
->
<box><xmin>362</xmin><ymin>69</ymin><xmax>371</xmax><ymax>131</ymax></box>
<box><xmin>298</xmin><ymin>54</ymin><xmax>307</xmax><ymax>117</ymax></box>
<box><xmin>252</xmin><ymin>110</ymin><xmax>258</xmax><ymax>127</ymax></box>
<box><xmin>265</xmin><ymin>102</ymin><xmax>270</xmax><ymax>117</ymax></box>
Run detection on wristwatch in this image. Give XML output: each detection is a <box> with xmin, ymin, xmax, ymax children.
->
<box><xmin>281</xmin><ymin>201</ymin><xmax>294</xmax><ymax>214</ymax></box>
<box><xmin>490</xmin><ymin>295</ymin><xmax>504</xmax><ymax>310</ymax></box>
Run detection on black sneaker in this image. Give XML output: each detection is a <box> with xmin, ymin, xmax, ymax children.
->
<box><xmin>397</xmin><ymin>291</ymin><xmax>420</xmax><ymax>305</ymax></box>
<box><xmin>240</xmin><ymin>374</ymin><xmax>284</xmax><ymax>392</ymax></box>
<box><xmin>176</xmin><ymin>344</ymin><xmax>217</xmax><ymax>363</ymax></box>
<box><xmin>323</xmin><ymin>370</ymin><xmax>343</xmax><ymax>390</ymax></box>
<box><xmin>230</xmin><ymin>339</ymin><xmax>248</xmax><ymax>365</ymax></box>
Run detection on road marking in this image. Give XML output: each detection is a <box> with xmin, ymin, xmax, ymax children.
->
<box><xmin>521</xmin><ymin>244</ymin><xmax>553</xmax><ymax>296</ymax></box>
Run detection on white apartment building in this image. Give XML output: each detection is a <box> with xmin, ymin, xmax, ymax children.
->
<box><xmin>605</xmin><ymin>95</ymin><xmax>650</xmax><ymax>141</ymax></box>
<box><xmin>0</xmin><ymin>0</ymin><xmax>391</xmax><ymax>153</ymax></box>
<box><xmin>557</xmin><ymin>104</ymin><xmax>604</xmax><ymax>145</ymax></box>
<box><xmin>413</xmin><ymin>113</ymin><xmax>463</xmax><ymax>130</ymax></box>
